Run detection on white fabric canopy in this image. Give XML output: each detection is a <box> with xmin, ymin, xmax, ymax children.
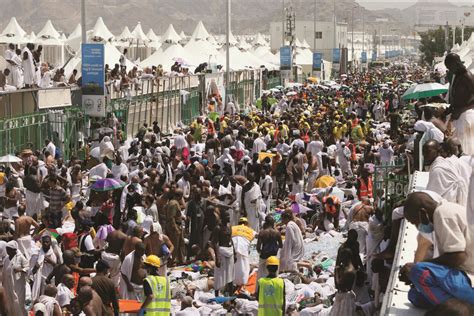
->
<box><xmin>91</xmin><ymin>17</ymin><xmax>114</xmax><ymax>41</ymax></box>
<box><xmin>68</xmin><ymin>24</ymin><xmax>82</xmax><ymax>41</ymax></box>
<box><xmin>141</xmin><ymin>43</ymin><xmax>187</xmax><ymax>70</ymax></box>
<box><xmin>161</xmin><ymin>24</ymin><xmax>181</xmax><ymax>43</ymax></box>
<box><xmin>147</xmin><ymin>29</ymin><xmax>159</xmax><ymax>42</ymax></box>
<box><xmin>184</xmin><ymin>39</ymin><xmax>219</xmax><ymax>65</ymax></box>
<box><xmin>0</xmin><ymin>17</ymin><xmax>28</xmax><ymax>44</ymax></box>
<box><xmin>179</xmin><ymin>31</ymin><xmax>187</xmax><ymax>40</ymax></box>
<box><xmin>117</xmin><ymin>26</ymin><xmax>134</xmax><ymax>42</ymax></box>
<box><xmin>191</xmin><ymin>21</ymin><xmax>210</xmax><ymax>41</ymax></box>
<box><xmin>1</xmin><ymin>17</ymin><xmax>27</xmax><ymax>37</ymax></box>
<box><xmin>252</xmin><ymin>33</ymin><xmax>267</xmax><ymax>47</ymax></box>
<box><xmin>131</xmin><ymin>22</ymin><xmax>149</xmax><ymax>43</ymax></box>
<box><xmin>35</xmin><ymin>20</ymin><xmax>63</xmax><ymax>46</ymax></box>
<box><xmin>36</xmin><ymin>20</ymin><xmax>61</xmax><ymax>40</ymax></box>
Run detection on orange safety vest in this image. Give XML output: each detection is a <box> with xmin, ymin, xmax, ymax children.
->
<box><xmin>322</xmin><ymin>195</ymin><xmax>340</xmax><ymax>217</ymax></box>
<box><xmin>359</xmin><ymin>177</ymin><xmax>373</xmax><ymax>199</ymax></box>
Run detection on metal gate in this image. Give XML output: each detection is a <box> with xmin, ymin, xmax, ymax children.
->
<box><xmin>0</xmin><ymin>107</ymin><xmax>86</xmax><ymax>160</ymax></box>
<box><xmin>374</xmin><ymin>161</ymin><xmax>410</xmax><ymax>218</ymax></box>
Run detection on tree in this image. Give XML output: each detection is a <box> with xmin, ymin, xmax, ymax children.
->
<box><xmin>419</xmin><ymin>26</ymin><xmax>474</xmax><ymax>65</ymax></box>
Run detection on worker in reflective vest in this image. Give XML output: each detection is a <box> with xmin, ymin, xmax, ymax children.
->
<box><xmin>257</xmin><ymin>256</ymin><xmax>285</xmax><ymax>316</ymax></box>
<box><xmin>140</xmin><ymin>255</ymin><xmax>171</xmax><ymax>315</ymax></box>
<box><xmin>357</xmin><ymin>168</ymin><xmax>373</xmax><ymax>200</ymax></box>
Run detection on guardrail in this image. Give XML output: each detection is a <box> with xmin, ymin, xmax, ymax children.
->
<box><xmin>380</xmin><ymin>171</ymin><xmax>429</xmax><ymax>316</ymax></box>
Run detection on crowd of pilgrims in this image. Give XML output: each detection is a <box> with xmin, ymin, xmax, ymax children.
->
<box><xmin>0</xmin><ymin>58</ymin><xmax>472</xmax><ymax>315</ymax></box>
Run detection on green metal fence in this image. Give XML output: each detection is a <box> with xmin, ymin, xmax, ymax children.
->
<box><xmin>267</xmin><ymin>76</ymin><xmax>281</xmax><ymax>90</ymax></box>
<box><xmin>181</xmin><ymin>88</ymin><xmax>202</xmax><ymax>125</ymax></box>
<box><xmin>0</xmin><ymin>107</ymin><xmax>86</xmax><ymax>159</ymax></box>
<box><xmin>374</xmin><ymin>162</ymin><xmax>410</xmax><ymax>218</ymax></box>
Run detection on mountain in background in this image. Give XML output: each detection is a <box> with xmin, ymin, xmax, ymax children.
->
<box><xmin>0</xmin><ymin>0</ymin><xmax>407</xmax><ymax>36</ymax></box>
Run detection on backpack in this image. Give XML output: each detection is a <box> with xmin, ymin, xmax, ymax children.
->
<box><xmin>62</xmin><ymin>232</ymin><xmax>78</xmax><ymax>250</ymax></box>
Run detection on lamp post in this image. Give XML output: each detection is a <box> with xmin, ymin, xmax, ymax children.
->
<box><xmin>313</xmin><ymin>0</ymin><xmax>317</xmax><ymax>52</ymax></box>
<box><xmin>81</xmin><ymin>0</ymin><xmax>86</xmax><ymax>43</ymax></box>
<box><xmin>351</xmin><ymin>6</ymin><xmax>355</xmax><ymax>72</ymax></box>
<box><xmin>282</xmin><ymin>0</ymin><xmax>285</xmax><ymax>46</ymax></box>
<box><xmin>226</xmin><ymin>0</ymin><xmax>231</xmax><ymax>105</ymax></box>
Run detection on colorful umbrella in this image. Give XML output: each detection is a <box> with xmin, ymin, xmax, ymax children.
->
<box><xmin>401</xmin><ymin>82</ymin><xmax>448</xmax><ymax>100</ymax></box>
<box><xmin>314</xmin><ymin>175</ymin><xmax>336</xmax><ymax>188</ymax></box>
<box><xmin>91</xmin><ymin>178</ymin><xmax>126</xmax><ymax>192</ymax></box>
<box><xmin>0</xmin><ymin>154</ymin><xmax>22</xmax><ymax>163</ymax></box>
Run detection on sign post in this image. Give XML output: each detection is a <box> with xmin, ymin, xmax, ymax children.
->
<box><xmin>280</xmin><ymin>46</ymin><xmax>292</xmax><ymax>85</ymax></box>
<box><xmin>82</xmin><ymin>43</ymin><xmax>105</xmax><ymax>117</ymax></box>
<box><xmin>312</xmin><ymin>52</ymin><xmax>322</xmax><ymax>79</ymax></box>
<box><xmin>361</xmin><ymin>51</ymin><xmax>367</xmax><ymax>71</ymax></box>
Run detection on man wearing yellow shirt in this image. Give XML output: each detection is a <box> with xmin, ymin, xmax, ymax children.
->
<box><xmin>231</xmin><ymin>218</ymin><xmax>256</xmax><ymax>287</ymax></box>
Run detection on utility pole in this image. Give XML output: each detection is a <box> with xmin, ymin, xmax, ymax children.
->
<box><xmin>444</xmin><ymin>21</ymin><xmax>449</xmax><ymax>52</ymax></box>
<box><xmin>453</xmin><ymin>26</ymin><xmax>456</xmax><ymax>47</ymax></box>
<box><xmin>285</xmin><ymin>7</ymin><xmax>296</xmax><ymax>81</ymax></box>
<box><xmin>225</xmin><ymin>0</ymin><xmax>230</xmax><ymax>104</ymax></box>
<box><xmin>81</xmin><ymin>0</ymin><xmax>87</xmax><ymax>43</ymax></box>
<box><xmin>313</xmin><ymin>0</ymin><xmax>317</xmax><ymax>52</ymax></box>
<box><xmin>362</xmin><ymin>12</ymin><xmax>365</xmax><ymax>70</ymax></box>
<box><xmin>282</xmin><ymin>0</ymin><xmax>285</xmax><ymax>46</ymax></box>
<box><xmin>351</xmin><ymin>6</ymin><xmax>354</xmax><ymax>72</ymax></box>
<box><xmin>333</xmin><ymin>0</ymin><xmax>336</xmax><ymax>50</ymax></box>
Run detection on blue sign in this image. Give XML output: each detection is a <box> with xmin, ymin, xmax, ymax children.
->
<box><xmin>82</xmin><ymin>43</ymin><xmax>105</xmax><ymax>117</ymax></box>
<box><xmin>82</xmin><ymin>43</ymin><xmax>105</xmax><ymax>95</ymax></box>
<box><xmin>313</xmin><ymin>52</ymin><xmax>322</xmax><ymax>71</ymax></box>
<box><xmin>332</xmin><ymin>48</ymin><xmax>340</xmax><ymax>64</ymax></box>
<box><xmin>372</xmin><ymin>52</ymin><xmax>377</xmax><ymax>62</ymax></box>
<box><xmin>361</xmin><ymin>51</ymin><xmax>367</xmax><ymax>63</ymax></box>
<box><xmin>280</xmin><ymin>46</ymin><xmax>292</xmax><ymax>70</ymax></box>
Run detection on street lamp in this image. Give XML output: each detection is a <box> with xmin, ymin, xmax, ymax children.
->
<box><xmin>226</xmin><ymin>0</ymin><xmax>231</xmax><ymax>104</ymax></box>
<box><xmin>351</xmin><ymin>6</ymin><xmax>356</xmax><ymax>72</ymax></box>
<box><xmin>313</xmin><ymin>0</ymin><xmax>317</xmax><ymax>52</ymax></box>
<box><xmin>81</xmin><ymin>0</ymin><xmax>86</xmax><ymax>43</ymax></box>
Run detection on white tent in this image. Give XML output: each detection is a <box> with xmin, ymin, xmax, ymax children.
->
<box><xmin>36</xmin><ymin>20</ymin><xmax>61</xmax><ymax>40</ymax></box>
<box><xmin>216</xmin><ymin>46</ymin><xmax>276</xmax><ymax>71</ymax></box>
<box><xmin>91</xmin><ymin>17</ymin><xmax>114</xmax><ymax>41</ymax></box>
<box><xmin>28</xmin><ymin>32</ymin><xmax>37</xmax><ymax>42</ymax></box>
<box><xmin>184</xmin><ymin>39</ymin><xmax>219</xmax><ymax>66</ymax></box>
<box><xmin>295</xmin><ymin>38</ymin><xmax>303</xmax><ymax>48</ymax></box>
<box><xmin>131</xmin><ymin>22</ymin><xmax>149</xmax><ymax>43</ymax></box>
<box><xmin>161</xmin><ymin>24</ymin><xmax>181</xmax><ymax>43</ymax></box>
<box><xmin>191</xmin><ymin>21</ymin><xmax>210</xmax><ymax>41</ymax></box>
<box><xmin>68</xmin><ymin>24</ymin><xmax>82</xmax><ymax>41</ymax></box>
<box><xmin>147</xmin><ymin>29</ymin><xmax>159</xmax><ymax>42</ymax></box>
<box><xmin>260</xmin><ymin>51</ymin><xmax>280</xmax><ymax>66</ymax></box>
<box><xmin>146</xmin><ymin>28</ymin><xmax>161</xmax><ymax>49</ymax></box>
<box><xmin>141</xmin><ymin>43</ymin><xmax>188</xmax><ymax>70</ymax></box>
<box><xmin>301</xmin><ymin>39</ymin><xmax>311</xmax><ymax>49</ymax></box>
<box><xmin>116</xmin><ymin>26</ymin><xmax>134</xmax><ymax>42</ymax></box>
<box><xmin>252</xmin><ymin>33</ymin><xmax>268</xmax><ymax>47</ymax></box>
<box><xmin>294</xmin><ymin>47</ymin><xmax>313</xmax><ymax>65</ymax></box>
<box><xmin>238</xmin><ymin>38</ymin><xmax>252</xmax><ymax>51</ymax></box>
<box><xmin>179</xmin><ymin>31</ymin><xmax>187</xmax><ymax>40</ymax></box>
<box><xmin>252</xmin><ymin>46</ymin><xmax>271</xmax><ymax>58</ymax></box>
<box><xmin>0</xmin><ymin>17</ymin><xmax>28</xmax><ymax>44</ymax></box>
<box><xmin>208</xmin><ymin>35</ymin><xmax>218</xmax><ymax>47</ymax></box>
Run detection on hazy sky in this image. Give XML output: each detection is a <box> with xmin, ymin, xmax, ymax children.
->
<box><xmin>356</xmin><ymin>0</ymin><xmax>473</xmax><ymax>10</ymax></box>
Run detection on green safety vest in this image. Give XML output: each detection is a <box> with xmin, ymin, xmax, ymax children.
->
<box><xmin>258</xmin><ymin>277</ymin><xmax>284</xmax><ymax>316</ymax></box>
<box><xmin>143</xmin><ymin>275</ymin><xmax>171</xmax><ymax>315</ymax></box>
